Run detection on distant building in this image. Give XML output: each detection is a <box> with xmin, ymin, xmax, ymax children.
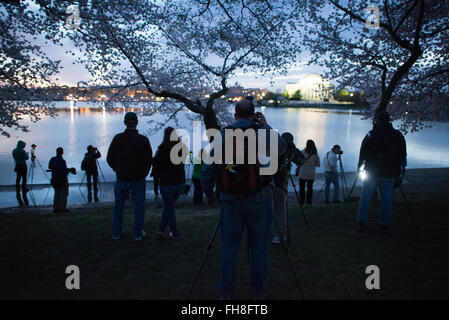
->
<box><xmin>285</xmin><ymin>74</ymin><xmax>334</xmax><ymax>101</ymax></box>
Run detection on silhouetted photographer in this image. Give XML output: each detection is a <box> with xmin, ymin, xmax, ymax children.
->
<box><xmin>356</xmin><ymin>111</ymin><xmax>407</xmax><ymax>233</ymax></box>
<box><xmin>48</xmin><ymin>147</ymin><xmax>76</xmax><ymax>213</ymax></box>
<box><xmin>81</xmin><ymin>145</ymin><xmax>102</xmax><ymax>202</ymax></box>
<box><xmin>12</xmin><ymin>140</ymin><xmax>29</xmax><ymax>207</ymax></box>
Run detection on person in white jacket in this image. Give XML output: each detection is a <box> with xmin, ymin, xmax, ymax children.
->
<box><xmin>298</xmin><ymin>140</ymin><xmax>320</xmax><ymax>204</ymax></box>
<box><xmin>323</xmin><ymin>145</ymin><xmax>343</xmax><ymax>203</ymax></box>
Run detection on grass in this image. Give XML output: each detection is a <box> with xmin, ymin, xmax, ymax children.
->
<box><xmin>0</xmin><ymin>195</ymin><xmax>448</xmax><ymax>300</ymax></box>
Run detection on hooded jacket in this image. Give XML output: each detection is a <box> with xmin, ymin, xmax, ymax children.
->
<box><xmin>12</xmin><ymin>140</ymin><xmax>29</xmax><ymax>166</ymax></box>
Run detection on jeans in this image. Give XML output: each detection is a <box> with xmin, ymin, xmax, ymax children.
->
<box><xmin>219</xmin><ymin>198</ymin><xmax>273</xmax><ymax>300</ymax></box>
<box><xmin>325</xmin><ymin>172</ymin><xmax>339</xmax><ymax>202</ymax></box>
<box><xmin>357</xmin><ymin>175</ymin><xmax>395</xmax><ymax>225</ymax></box>
<box><xmin>15</xmin><ymin>164</ymin><xmax>28</xmax><ymax>206</ymax></box>
<box><xmin>159</xmin><ymin>184</ymin><xmax>184</xmax><ymax>237</ymax></box>
<box><xmin>113</xmin><ymin>178</ymin><xmax>146</xmax><ymax>239</ymax></box>
<box><xmin>192</xmin><ymin>177</ymin><xmax>203</xmax><ymax>205</ymax></box>
<box><xmin>86</xmin><ymin>171</ymin><xmax>98</xmax><ymax>195</ymax></box>
<box><xmin>299</xmin><ymin>178</ymin><xmax>314</xmax><ymax>204</ymax></box>
<box><xmin>53</xmin><ymin>178</ymin><xmax>69</xmax><ymax>212</ymax></box>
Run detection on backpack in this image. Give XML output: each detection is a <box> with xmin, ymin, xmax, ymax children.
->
<box><xmin>219</xmin><ymin>123</ymin><xmax>271</xmax><ymax>194</ymax></box>
<box><xmin>81</xmin><ymin>155</ymin><xmax>89</xmax><ymax>171</ymax></box>
<box><xmin>370</xmin><ymin>128</ymin><xmax>402</xmax><ymax>163</ymax></box>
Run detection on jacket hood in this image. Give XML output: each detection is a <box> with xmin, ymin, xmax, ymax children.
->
<box><xmin>16</xmin><ymin>140</ymin><xmax>26</xmax><ymax>149</ymax></box>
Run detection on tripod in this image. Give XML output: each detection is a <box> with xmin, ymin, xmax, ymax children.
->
<box><xmin>289</xmin><ymin>175</ymin><xmax>310</xmax><ymax>229</ymax></box>
<box><xmin>337</xmin><ymin>171</ymin><xmax>359</xmax><ymax>223</ymax></box>
<box><xmin>187</xmin><ymin>213</ymin><xmax>305</xmax><ymax>300</ymax></box>
<box><xmin>27</xmin><ymin>157</ymin><xmax>52</xmax><ymax>206</ymax></box>
<box><xmin>317</xmin><ymin>161</ymin><xmax>349</xmax><ymax>202</ymax></box>
<box><xmin>338</xmin><ymin>155</ymin><xmax>350</xmax><ymax>201</ymax></box>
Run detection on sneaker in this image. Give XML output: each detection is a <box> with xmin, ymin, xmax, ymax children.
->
<box><xmin>133</xmin><ymin>230</ymin><xmax>147</xmax><ymax>242</ymax></box>
<box><xmin>380</xmin><ymin>224</ymin><xmax>391</xmax><ymax>234</ymax></box>
<box><xmin>272</xmin><ymin>236</ymin><xmax>280</xmax><ymax>244</ymax></box>
<box><xmin>168</xmin><ymin>232</ymin><xmax>178</xmax><ymax>240</ymax></box>
<box><xmin>157</xmin><ymin>231</ymin><xmax>165</xmax><ymax>239</ymax></box>
<box><xmin>112</xmin><ymin>226</ymin><xmax>125</xmax><ymax>240</ymax></box>
<box><xmin>357</xmin><ymin>222</ymin><xmax>368</xmax><ymax>232</ymax></box>
<box><xmin>112</xmin><ymin>233</ymin><xmax>122</xmax><ymax>240</ymax></box>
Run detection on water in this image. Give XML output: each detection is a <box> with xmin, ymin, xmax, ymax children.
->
<box><xmin>1</xmin><ymin>101</ymin><xmax>449</xmax><ymax>187</ymax></box>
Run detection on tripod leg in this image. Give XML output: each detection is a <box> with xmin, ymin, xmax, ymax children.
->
<box><xmin>289</xmin><ymin>176</ymin><xmax>310</xmax><ymax>229</ymax></box>
<box><xmin>78</xmin><ymin>173</ymin><xmax>87</xmax><ymax>202</ymax></box>
<box><xmin>272</xmin><ymin>212</ymin><xmax>305</xmax><ymax>299</ymax></box>
<box><xmin>286</xmin><ymin>200</ymin><xmax>290</xmax><ymax>246</ymax></box>
<box><xmin>43</xmin><ymin>186</ymin><xmax>51</xmax><ymax>206</ymax></box>
<box><xmin>317</xmin><ymin>181</ymin><xmax>325</xmax><ymax>201</ymax></box>
<box><xmin>337</xmin><ymin>173</ymin><xmax>359</xmax><ymax>223</ymax></box>
<box><xmin>36</xmin><ymin>159</ymin><xmax>50</xmax><ymax>182</ymax></box>
<box><xmin>187</xmin><ymin>219</ymin><xmax>221</xmax><ymax>299</ymax></box>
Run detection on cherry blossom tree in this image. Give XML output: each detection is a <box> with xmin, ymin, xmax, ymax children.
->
<box><xmin>37</xmin><ymin>0</ymin><xmax>300</xmax><ymax>131</ymax></box>
<box><xmin>0</xmin><ymin>1</ymin><xmax>60</xmax><ymax>137</ymax></box>
<box><xmin>298</xmin><ymin>0</ymin><xmax>449</xmax><ymax>132</ymax></box>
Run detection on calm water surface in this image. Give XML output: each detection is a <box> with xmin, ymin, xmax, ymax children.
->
<box><xmin>1</xmin><ymin>101</ymin><xmax>449</xmax><ymax>186</ymax></box>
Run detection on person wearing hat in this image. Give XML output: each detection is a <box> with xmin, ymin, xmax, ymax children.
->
<box><xmin>107</xmin><ymin>112</ymin><xmax>153</xmax><ymax>241</ymax></box>
<box><xmin>324</xmin><ymin>144</ymin><xmax>343</xmax><ymax>203</ymax></box>
<box><xmin>356</xmin><ymin>110</ymin><xmax>407</xmax><ymax>233</ymax></box>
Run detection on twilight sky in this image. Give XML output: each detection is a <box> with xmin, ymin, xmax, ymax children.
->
<box><xmin>41</xmin><ymin>36</ymin><xmax>327</xmax><ymax>92</ymax></box>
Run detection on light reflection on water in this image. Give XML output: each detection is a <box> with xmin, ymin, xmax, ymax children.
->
<box><xmin>1</xmin><ymin>101</ymin><xmax>448</xmax><ymax>186</ymax></box>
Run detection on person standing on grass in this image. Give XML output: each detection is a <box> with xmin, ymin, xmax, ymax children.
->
<box><xmin>272</xmin><ymin>132</ymin><xmax>304</xmax><ymax>244</ymax></box>
<box><xmin>324</xmin><ymin>144</ymin><xmax>343</xmax><ymax>203</ymax></box>
<box><xmin>202</xmin><ymin>99</ymin><xmax>287</xmax><ymax>300</ymax></box>
<box><xmin>12</xmin><ymin>140</ymin><xmax>29</xmax><ymax>207</ymax></box>
<box><xmin>356</xmin><ymin>111</ymin><xmax>407</xmax><ymax>233</ymax></box>
<box><xmin>298</xmin><ymin>139</ymin><xmax>320</xmax><ymax>205</ymax></box>
<box><xmin>81</xmin><ymin>145</ymin><xmax>101</xmax><ymax>203</ymax></box>
<box><xmin>151</xmin><ymin>127</ymin><xmax>188</xmax><ymax>240</ymax></box>
<box><xmin>107</xmin><ymin>112</ymin><xmax>152</xmax><ymax>241</ymax></box>
<box><xmin>192</xmin><ymin>149</ymin><xmax>205</xmax><ymax>206</ymax></box>
<box><xmin>48</xmin><ymin>147</ymin><xmax>76</xmax><ymax>213</ymax></box>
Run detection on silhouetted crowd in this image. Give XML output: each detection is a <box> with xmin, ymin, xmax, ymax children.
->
<box><xmin>11</xmin><ymin>98</ymin><xmax>406</xmax><ymax>299</ymax></box>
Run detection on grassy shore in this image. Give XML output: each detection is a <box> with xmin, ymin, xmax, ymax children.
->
<box><xmin>1</xmin><ymin>189</ymin><xmax>448</xmax><ymax>300</ymax></box>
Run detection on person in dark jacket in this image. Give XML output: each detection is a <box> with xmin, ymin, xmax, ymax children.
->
<box><xmin>356</xmin><ymin>111</ymin><xmax>407</xmax><ymax>233</ymax></box>
<box><xmin>107</xmin><ymin>112</ymin><xmax>152</xmax><ymax>241</ymax></box>
<box><xmin>82</xmin><ymin>145</ymin><xmax>101</xmax><ymax>202</ymax></box>
<box><xmin>152</xmin><ymin>127</ymin><xmax>188</xmax><ymax>240</ymax></box>
<box><xmin>48</xmin><ymin>147</ymin><xmax>76</xmax><ymax>213</ymax></box>
<box><xmin>12</xmin><ymin>140</ymin><xmax>29</xmax><ymax>207</ymax></box>
<box><xmin>201</xmin><ymin>99</ymin><xmax>287</xmax><ymax>300</ymax></box>
<box><xmin>272</xmin><ymin>132</ymin><xmax>304</xmax><ymax>244</ymax></box>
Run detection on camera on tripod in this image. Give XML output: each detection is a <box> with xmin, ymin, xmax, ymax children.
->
<box><xmin>30</xmin><ymin>144</ymin><xmax>37</xmax><ymax>161</ymax></box>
